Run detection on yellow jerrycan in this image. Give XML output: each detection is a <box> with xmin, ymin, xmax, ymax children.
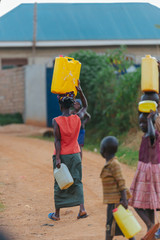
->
<box><xmin>113</xmin><ymin>204</ymin><xmax>141</xmax><ymax>238</ymax></box>
<box><xmin>138</xmin><ymin>100</ymin><xmax>157</xmax><ymax>113</ymax></box>
<box><xmin>141</xmin><ymin>55</ymin><xmax>159</xmax><ymax>93</ymax></box>
<box><xmin>51</xmin><ymin>56</ymin><xmax>81</xmax><ymax>96</ymax></box>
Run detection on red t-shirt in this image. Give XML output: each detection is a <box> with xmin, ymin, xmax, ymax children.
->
<box><xmin>54</xmin><ymin>114</ymin><xmax>81</xmax><ymax>155</ymax></box>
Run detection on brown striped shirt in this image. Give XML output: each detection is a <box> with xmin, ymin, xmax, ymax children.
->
<box><xmin>100</xmin><ymin>157</ymin><xmax>131</xmax><ymax>204</ymax></box>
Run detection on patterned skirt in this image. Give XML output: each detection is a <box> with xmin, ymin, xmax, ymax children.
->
<box><xmin>129</xmin><ymin>161</ymin><xmax>160</xmax><ymax>209</ymax></box>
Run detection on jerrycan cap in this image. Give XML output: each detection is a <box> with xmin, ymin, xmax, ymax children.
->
<box><xmin>145</xmin><ymin>55</ymin><xmax>151</xmax><ymax>58</ymax></box>
<box><xmin>112</xmin><ymin>208</ymin><xmax>118</xmax><ymax>213</ymax></box>
<box><xmin>59</xmin><ymin>55</ymin><xmax>63</xmax><ymax>57</ymax></box>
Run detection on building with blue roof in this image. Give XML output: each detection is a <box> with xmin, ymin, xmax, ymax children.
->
<box><xmin>0</xmin><ymin>2</ymin><xmax>160</xmax><ymax>127</ymax></box>
<box><xmin>0</xmin><ymin>2</ymin><xmax>159</xmax><ymax>68</ymax></box>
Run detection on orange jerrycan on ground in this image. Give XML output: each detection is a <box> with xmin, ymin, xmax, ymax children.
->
<box><xmin>51</xmin><ymin>56</ymin><xmax>81</xmax><ymax>96</ymax></box>
<box><xmin>113</xmin><ymin>204</ymin><xmax>142</xmax><ymax>238</ymax></box>
<box><xmin>141</xmin><ymin>55</ymin><xmax>159</xmax><ymax>93</ymax></box>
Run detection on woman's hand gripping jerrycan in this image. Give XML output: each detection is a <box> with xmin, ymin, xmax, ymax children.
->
<box><xmin>51</xmin><ymin>56</ymin><xmax>81</xmax><ymax>96</ymax></box>
<box><xmin>54</xmin><ymin>163</ymin><xmax>74</xmax><ymax>190</ymax></box>
<box><xmin>141</xmin><ymin>55</ymin><xmax>159</xmax><ymax>93</ymax></box>
<box><xmin>113</xmin><ymin>204</ymin><xmax>142</xmax><ymax>238</ymax></box>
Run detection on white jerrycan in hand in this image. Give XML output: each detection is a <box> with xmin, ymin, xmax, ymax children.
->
<box><xmin>54</xmin><ymin>163</ymin><xmax>74</xmax><ymax>190</ymax></box>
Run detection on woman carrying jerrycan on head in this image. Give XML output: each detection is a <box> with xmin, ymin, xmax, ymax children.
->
<box><xmin>129</xmin><ymin>56</ymin><xmax>160</xmax><ymax>239</ymax></box>
<box><xmin>48</xmin><ymin>81</ymin><xmax>88</xmax><ymax>221</ymax></box>
<box><xmin>129</xmin><ymin>109</ymin><xmax>160</xmax><ymax>238</ymax></box>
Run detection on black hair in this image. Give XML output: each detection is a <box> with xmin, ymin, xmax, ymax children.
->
<box><xmin>141</xmin><ymin>92</ymin><xmax>159</xmax><ymax>105</ymax></box>
<box><xmin>59</xmin><ymin>97</ymin><xmax>74</xmax><ymax>109</ymax></box>
<box><xmin>100</xmin><ymin>136</ymin><xmax>118</xmax><ymax>155</ymax></box>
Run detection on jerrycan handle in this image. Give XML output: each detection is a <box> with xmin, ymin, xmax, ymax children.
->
<box><xmin>64</xmin><ymin>56</ymin><xmax>74</xmax><ymax>61</ymax></box>
<box><xmin>112</xmin><ymin>208</ymin><xmax>118</xmax><ymax>213</ymax></box>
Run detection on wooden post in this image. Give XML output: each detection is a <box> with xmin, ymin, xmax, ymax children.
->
<box><xmin>32</xmin><ymin>2</ymin><xmax>37</xmax><ymax>64</ymax></box>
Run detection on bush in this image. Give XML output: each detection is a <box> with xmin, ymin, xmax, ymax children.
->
<box><xmin>0</xmin><ymin>113</ymin><xmax>23</xmax><ymax>126</ymax></box>
<box><xmin>70</xmin><ymin>47</ymin><xmax>141</xmax><ymax>142</ymax></box>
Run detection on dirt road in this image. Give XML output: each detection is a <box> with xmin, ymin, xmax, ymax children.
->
<box><xmin>0</xmin><ymin>125</ymin><xmax>147</xmax><ymax>240</ymax></box>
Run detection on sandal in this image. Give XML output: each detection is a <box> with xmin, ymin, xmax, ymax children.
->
<box><xmin>77</xmin><ymin>211</ymin><xmax>88</xmax><ymax>219</ymax></box>
<box><xmin>48</xmin><ymin>212</ymin><xmax>60</xmax><ymax>221</ymax></box>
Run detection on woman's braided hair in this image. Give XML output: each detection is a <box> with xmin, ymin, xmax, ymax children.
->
<box><xmin>57</xmin><ymin>91</ymin><xmax>75</xmax><ymax>109</ymax></box>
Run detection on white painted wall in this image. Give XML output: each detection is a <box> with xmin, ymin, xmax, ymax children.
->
<box><xmin>24</xmin><ymin>64</ymin><xmax>47</xmax><ymax>126</ymax></box>
<box><xmin>0</xmin><ymin>45</ymin><xmax>159</xmax><ymax>69</ymax></box>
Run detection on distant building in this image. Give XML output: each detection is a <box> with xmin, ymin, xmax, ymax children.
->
<box><xmin>0</xmin><ymin>2</ymin><xmax>160</xmax><ymax>69</ymax></box>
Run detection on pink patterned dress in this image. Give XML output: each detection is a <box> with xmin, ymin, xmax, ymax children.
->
<box><xmin>129</xmin><ymin>131</ymin><xmax>160</xmax><ymax>209</ymax></box>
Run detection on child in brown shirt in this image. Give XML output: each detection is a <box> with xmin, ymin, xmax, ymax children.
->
<box><xmin>100</xmin><ymin>136</ymin><xmax>134</xmax><ymax>240</ymax></box>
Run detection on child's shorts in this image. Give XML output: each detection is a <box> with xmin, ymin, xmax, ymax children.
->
<box><xmin>106</xmin><ymin>203</ymin><xmax>124</xmax><ymax>237</ymax></box>
<box><xmin>78</xmin><ymin>129</ymin><xmax>85</xmax><ymax>146</ymax></box>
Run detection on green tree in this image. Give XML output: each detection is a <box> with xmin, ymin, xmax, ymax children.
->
<box><xmin>70</xmin><ymin>47</ymin><xmax>141</xmax><ymax>142</ymax></box>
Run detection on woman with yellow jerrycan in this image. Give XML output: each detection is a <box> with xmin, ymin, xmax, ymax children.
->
<box><xmin>49</xmin><ymin>56</ymin><xmax>89</xmax><ymax>221</ymax></box>
<box><xmin>130</xmin><ymin>56</ymin><xmax>160</xmax><ymax>240</ymax></box>
<box><xmin>51</xmin><ymin>55</ymin><xmax>91</xmax><ymax>159</ymax></box>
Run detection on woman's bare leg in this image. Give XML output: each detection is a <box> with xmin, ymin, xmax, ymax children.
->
<box><xmin>77</xmin><ymin>203</ymin><xmax>88</xmax><ymax>219</ymax></box>
<box><xmin>80</xmin><ymin>203</ymin><xmax>85</xmax><ymax>212</ymax></box>
<box><xmin>135</xmin><ymin>208</ymin><xmax>154</xmax><ymax>231</ymax></box>
<box><xmin>55</xmin><ymin>208</ymin><xmax>60</xmax><ymax>218</ymax></box>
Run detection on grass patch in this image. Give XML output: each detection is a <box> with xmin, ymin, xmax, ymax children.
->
<box><xmin>30</xmin><ymin>135</ymin><xmax>54</xmax><ymax>142</ymax></box>
<box><xmin>31</xmin><ymin>135</ymin><xmax>138</xmax><ymax>167</ymax></box>
<box><xmin>117</xmin><ymin>145</ymin><xmax>138</xmax><ymax>166</ymax></box>
<box><xmin>84</xmin><ymin>142</ymin><xmax>138</xmax><ymax>166</ymax></box>
<box><xmin>0</xmin><ymin>202</ymin><xmax>5</xmax><ymax>212</ymax></box>
<box><xmin>84</xmin><ymin>143</ymin><xmax>100</xmax><ymax>153</ymax></box>
<box><xmin>0</xmin><ymin>113</ymin><xmax>23</xmax><ymax>126</ymax></box>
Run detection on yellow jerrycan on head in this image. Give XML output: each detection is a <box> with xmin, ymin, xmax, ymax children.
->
<box><xmin>138</xmin><ymin>100</ymin><xmax>158</xmax><ymax>113</ymax></box>
<box><xmin>141</xmin><ymin>55</ymin><xmax>159</xmax><ymax>93</ymax></box>
<box><xmin>113</xmin><ymin>204</ymin><xmax>142</xmax><ymax>238</ymax></box>
<box><xmin>51</xmin><ymin>56</ymin><xmax>81</xmax><ymax>97</ymax></box>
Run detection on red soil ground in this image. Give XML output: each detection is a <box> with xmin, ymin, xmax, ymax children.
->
<box><xmin>0</xmin><ymin>124</ymin><xmax>156</xmax><ymax>240</ymax></box>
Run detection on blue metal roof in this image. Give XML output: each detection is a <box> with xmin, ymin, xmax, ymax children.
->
<box><xmin>0</xmin><ymin>2</ymin><xmax>160</xmax><ymax>41</ymax></box>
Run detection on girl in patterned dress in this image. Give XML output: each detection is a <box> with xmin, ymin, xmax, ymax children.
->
<box><xmin>129</xmin><ymin>110</ymin><xmax>160</xmax><ymax>231</ymax></box>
